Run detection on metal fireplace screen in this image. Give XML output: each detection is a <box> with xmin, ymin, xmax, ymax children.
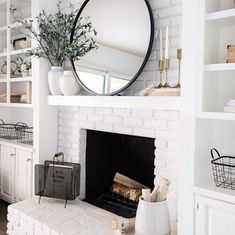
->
<box><xmin>35</xmin><ymin>152</ymin><xmax>80</xmax><ymax>203</ymax></box>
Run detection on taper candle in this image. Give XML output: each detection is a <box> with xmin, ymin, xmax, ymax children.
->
<box><xmin>165</xmin><ymin>26</ymin><xmax>169</xmax><ymax>59</ymax></box>
<box><xmin>160</xmin><ymin>28</ymin><xmax>163</xmax><ymax>60</ymax></box>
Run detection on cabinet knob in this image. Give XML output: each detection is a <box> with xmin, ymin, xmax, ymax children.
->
<box><xmin>27</xmin><ymin>158</ymin><xmax>31</xmax><ymax>162</ymax></box>
<box><xmin>10</xmin><ymin>153</ymin><xmax>16</xmax><ymax>157</ymax></box>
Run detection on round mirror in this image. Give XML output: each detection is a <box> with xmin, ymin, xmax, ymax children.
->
<box><xmin>71</xmin><ymin>0</ymin><xmax>154</xmax><ymax>95</ymax></box>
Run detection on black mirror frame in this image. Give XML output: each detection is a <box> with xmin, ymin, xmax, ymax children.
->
<box><xmin>70</xmin><ymin>0</ymin><xmax>154</xmax><ymax>96</ymax></box>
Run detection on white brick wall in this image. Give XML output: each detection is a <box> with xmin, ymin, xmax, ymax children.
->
<box><xmin>57</xmin><ymin>106</ymin><xmax>181</xmax><ymax>235</ymax></box>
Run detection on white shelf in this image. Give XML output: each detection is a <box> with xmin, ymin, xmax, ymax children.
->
<box><xmin>0</xmin><ymin>78</ymin><xmax>7</xmax><ymax>83</ymax></box>
<box><xmin>192</xmin><ymin>185</ymin><xmax>235</xmax><ymax>205</ymax></box>
<box><xmin>0</xmin><ymin>26</ymin><xmax>7</xmax><ymax>32</ymax></box>
<box><xmin>0</xmin><ymin>52</ymin><xmax>7</xmax><ymax>57</ymax></box>
<box><xmin>206</xmin><ymin>8</ymin><xmax>235</xmax><ymax>21</ymax></box>
<box><xmin>48</xmin><ymin>96</ymin><xmax>181</xmax><ymax>110</ymax></box>
<box><xmin>197</xmin><ymin>111</ymin><xmax>235</xmax><ymax>121</ymax></box>
<box><xmin>9</xmin><ymin>18</ymin><xmax>31</xmax><ymax>29</ymax></box>
<box><xmin>0</xmin><ymin>103</ymin><xmax>33</xmax><ymax>108</ymax></box>
<box><xmin>0</xmin><ymin>138</ymin><xmax>33</xmax><ymax>152</ymax></box>
<box><xmin>204</xmin><ymin>63</ymin><xmax>235</xmax><ymax>71</ymax></box>
<box><xmin>10</xmin><ymin>77</ymin><xmax>32</xmax><ymax>82</ymax></box>
<box><xmin>10</xmin><ymin>48</ymin><xmax>32</xmax><ymax>55</ymax></box>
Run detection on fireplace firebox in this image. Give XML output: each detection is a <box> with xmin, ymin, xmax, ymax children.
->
<box><xmin>84</xmin><ymin>130</ymin><xmax>155</xmax><ymax>218</ymax></box>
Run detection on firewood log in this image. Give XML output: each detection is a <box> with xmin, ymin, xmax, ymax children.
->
<box><xmin>113</xmin><ymin>173</ymin><xmax>148</xmax><ymax>189</ymax></box>
<box><xmin>111</xmin><ymin>182</ymin><xmax>142</xmax><ymax>202</ymax></box>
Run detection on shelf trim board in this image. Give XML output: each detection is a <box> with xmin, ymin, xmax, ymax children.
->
<box><xmin>192</xmin><ymin>185</ymin><xmax>235</xmax><ymax>205</ymax></box>
<box><xmin>0</xmin><ymin>52</ymin><xmax>7</xmax><ymax>58</ymax></box>
<box><xmin>48</xmin><ymin>96</ymin><xmax>181</xmax><ymax>110</ymax></box>
<box><xmin>204</xmin><ymin>63</ymin><xmax>235</xmax><ymax>71</ymax></box>
<box><xmin>206</xmin><ymin>8</ymin><xmax>235</xmax><ymax>21</ymax></box>
<box><xmin>197</xmin><ymin>111</ymin><xmax>235</xmax><ymax>121</ymax></box>
<box><xmin>10</xmin><ymin>48</ymin><xmax>32</xmax><ymax>56</ymax></box>
<box><xmin>10</xmin><ymin>77</ymin><xmax>32</xmax><ymax>82</ymax></box>
<box><xmin>0</xmin><ymin>138</ymin><xmax>34</xmax><ymax>152</ymax></box>
<box><xmin>0</xmin><ymin>103</ymin><xmax>33</xmax><ymax>108</ymax></box>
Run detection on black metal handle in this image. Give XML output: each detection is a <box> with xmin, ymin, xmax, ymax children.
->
<box><xmin>211</xmin><ymin>148</ymin><xmax>220</xmax><ymax>160</ymax></box>
<box><xmin>53</xmin><ymin>152</ymin><xmax>64</xmax><ymax>163</ymax></box>
<box><xmin>15</xmin><ymin>122</ymin><xmax>28</xmax><ymax>127</ymax></box>
<box><xmin>0</xmin><ymin>119</ymin><xmax>4</xmax><ymax>125</ymax></box>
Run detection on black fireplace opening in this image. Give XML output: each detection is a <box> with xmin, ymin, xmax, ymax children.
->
<box><xmin>84</xmin><ymin>130</ymin><xmax>155</xmax><ymax>218</ymax></box>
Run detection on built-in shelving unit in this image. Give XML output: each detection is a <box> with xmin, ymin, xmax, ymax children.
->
<box><xmin>0</xmin><ymin>0</ymin><xmax>32</xmax><ymax>107</ymax></box>
<box><xmin>180</xmin><ymin>1</ymin><xmax>235</xmax><ymax>234</ymax></box>
<box><xmin>197</xmin><ymin>0</ymin><xmax>235</xmax><ymax>118</ymax></box>
<box><xmin>0</xmin><ymin>0</ymin><xmax>58</xmax><ymax>166</ymax></box>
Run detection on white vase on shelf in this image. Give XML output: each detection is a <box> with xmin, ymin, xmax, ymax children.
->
<box><xmin>48</xmin><ymin>66</ymin><xmax>63</xmax><ymax>95</ymax></box>
<box><xmin>59</xmin><ymin>70</ymin><xmax>81</xmax><ymax>96</ymax></box>
<box><xmin>135</xmin><ymin>198</ymin><xmax>170</xmax><ymax>235</ymax></box>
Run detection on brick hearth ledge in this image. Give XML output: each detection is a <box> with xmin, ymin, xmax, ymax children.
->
<box><xmin>7</xmin><ymin>197</ymin><xmax>135</xmax><ymax>235</ymax></box>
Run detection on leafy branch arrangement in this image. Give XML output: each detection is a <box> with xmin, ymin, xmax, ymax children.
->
<box><xmin>10</xmin><ymin>1</ymin><xmax>97</xmax><ymax>67</ymax></box>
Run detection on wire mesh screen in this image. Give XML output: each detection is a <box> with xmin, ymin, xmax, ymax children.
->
<box><xmin>35</xmin><ymin>156</ymin><xmax>80</xmax><ymax>201</ymax></box>
<box><xmin>16</xmin><ymin>127</ymin><xmax>33</xmax><ymax>145</ymax></box>
<box><xmin>211</xmin><ymin>148</ymin><xmax>235</xmax><ymax>190</ymax></box>
<box><xmin>0</xmin><ymin>120</ymin><xmax>30</xmax><ymax>141</ymax></box>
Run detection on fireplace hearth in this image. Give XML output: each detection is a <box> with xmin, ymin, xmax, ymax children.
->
<box><xmin>84</xmin><ymin>130</ymin><xmax>155</xmax><ymax>218</ymax></box>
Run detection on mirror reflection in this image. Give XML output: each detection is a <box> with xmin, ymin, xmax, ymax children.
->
<box><xmin>72</xmin><ymin>0</ymin><xmax>153</xmax><ymax>95</ymax></box>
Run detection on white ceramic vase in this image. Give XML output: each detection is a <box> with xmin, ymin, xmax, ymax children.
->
<box><xmin>135</xmin><ymin>198</ymin><xmax>170</xmax><ymax>235</ymax></box>
<box><xmin>59</xmin><ymin>70</ymin><xmax>81</xmax><ymax>96</ymax></box>
<box><xmin>48</xmin><ymin>66</ymin><xmax>63</xmax><ymax>95</ymax></box>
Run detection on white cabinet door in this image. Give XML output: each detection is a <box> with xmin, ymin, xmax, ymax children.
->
<box><xmin>196</xmin><ymin>196</ymin><xmax>235</xmax><ymax>235</ymax></box>
<box><xmin>15</xmin><ymin>149</ymin><xmax>32</xmax><ymax>202</ymax></box>
<box><xmin>0</xmin><ymin>145</ymin><xmax>15</xmax><ymax>203</ymax></box>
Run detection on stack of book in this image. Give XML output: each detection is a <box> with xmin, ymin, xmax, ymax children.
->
<box><xmin>224</xmin><ymin>100</ymin><xmax>235</xmax><ymax>113</ymax></box>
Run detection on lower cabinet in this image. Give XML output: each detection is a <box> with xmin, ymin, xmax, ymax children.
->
<box><xmin>196</xmin><ymin>195</ymin><xmax>235</xmax><ymax>235</ymax></box>
<box><xmin>0</xmin><ymin>144</ymin><xmax>33</xmax><ymax>203</ymax></box>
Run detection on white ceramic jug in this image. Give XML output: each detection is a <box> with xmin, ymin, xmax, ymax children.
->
<box><xmin>59</xmin><ymin>70</ymin><xmax>81</xmax><ymax>96</ymax></box>
<box><xmin>48</xmin><ymin>66</ymin><xmax>63</xmax><ymax>95</ymax></box>
<box><xmin>135</xmin><ymin>198</ymin><xmax>170</xmax><ymax>235</ymax></box>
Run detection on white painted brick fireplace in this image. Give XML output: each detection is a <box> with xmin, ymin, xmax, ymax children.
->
<box><xmin>57</xmin><ymin>106</ymin><xmax>181</xmax><ymax>234</ymax></box>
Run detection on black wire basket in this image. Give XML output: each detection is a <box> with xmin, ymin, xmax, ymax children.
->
<box><xmin>0</xmin><ymin>119</ymin><xmax>27</xmax><ymax>140</ymax></box>
<box><xmin>211</xmin><ymin>148</ymin><xmax>235</xmax><ymax>190</ymax></box>
<box><xmin>35</xmin><ymin>152</ymin><xmax>80</xmax><ymax>207</ymax></box>
<box><xmin>16</xmin><ymin>125</ymin><xmax>33</xmax><ymax>145</ymax></box>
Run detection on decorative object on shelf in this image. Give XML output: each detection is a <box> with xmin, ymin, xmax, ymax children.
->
<box><xmin>11</xmin><ymin>2</ymin><xmax>97</xmax><ymax>96</ymax></box>
<box><xmin>0</xmin><ymin>93</ymin><xmax>22</xmax><ymax>103</ymax></box>
<box><xmin>16</xmin><ymin>124</ymin><xmax>33</xmax><ymax>145</ymax></box>
<box><xmin>1</xmin><ymin>60</ymin><xmax>18</xmax><ymax>76</ymax></box>
<box><xmin>35</xmin><ymin>152</ymin><xmax>81</xmax><ymax>208</ymax></box>
<box><xmin>0</xmin><ymin>120</ymin><xmax>28</xmax><ymax>140</ymax></box>
<box><xmin>227</xmin><ymin>45</ymin><xmax>235</xmax><ymax>63</ymax></box>
<box><xmin>26</xmin><ymin>82</ymin><xmax>32</xmax><ymax>103</ymax></box>
<box><xmin>19</xmin><ymin>39</ymin><xmax>31</xmax><ymax>49</ymax></box>
<box><xmin>17</xmin><ymin>56</ymin><xmax>31</xmax><ymax>77</ymax></box>
<box><xmin>70</xmin><ymin>0</ymin><xmax>154</xmax><ymax>95</ymax></box>
<box><xmin>12</xmin><ymin>37</ymin><xmax>27</xmax><ymax>50</ymax></box>
<box><xmin>224</xmin><ymin>99</ymin><xmax>235</xmax><ymax>113</ymax></box>
<box><xmin>138</xmin><ymin>85</ymin><xmax>180</xmax><ymax>96</ymax></box>
<box><xmin>156</xmin><ymin>29</ymin><xmax>164</xmax><ymax>88</ymax></box>
<box><xmin>211</xmin><ymin>148</ymin><xmax>235</xmax><ymax>190</ymax></box>
<box><xmin>156</xmin><ymin>24</ymin><xmax>182</xmax><ymax>89</ymax></box>
<box><xmin>59</xmin><ymin>71</ymin><xmax>82</xmax><ymax>96</ymax></box>
<box><xmin>48</xmin><ymin>67</ymin><xmax>63</xmax><ymax>95</ymax></box>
